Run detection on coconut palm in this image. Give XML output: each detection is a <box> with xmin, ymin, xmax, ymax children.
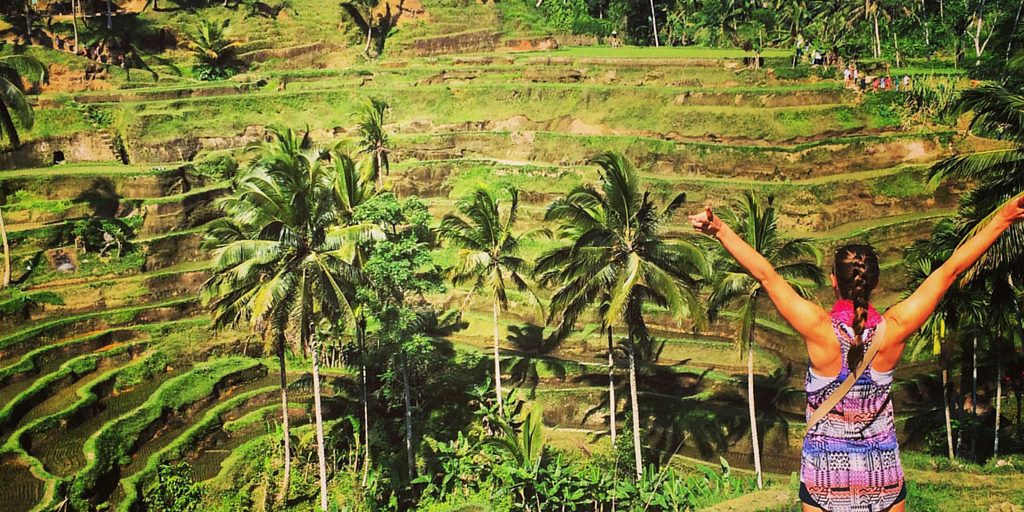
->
<box><xmin>707</xmin><ymin>192</ymin><xmax>824</xmax><ymax>489</ymax></box>
<box><xmin>537</xmin><ymin>151</ymin><xmax>707</xmax><ymax>478</ymax></box>
<box><xmin>202</xmin><ymin>126</ymin><xmax>364</xmax><ymax>511</ymax></box>
<box><xmin>355</xmin><ymin>97</ymin><xmax>390</xmax><ymax>189</ymax></box>
<box><xmin>0</xmin><ymin>55</ymin><xmax>47</xmax><ymax>149</ymax></box>
<box><xmin>929</xmin><ymin>56</ymin><xmax>1024</xmax><ymax>458</ymax></box>
<box><xmin>902</xmin><ymin>219</ymin><xmax>988</xmax><ymax>460</ymax></box>
<box><xmin>331</xmin><ymin>147</ymin><xmax>380</xmax><ymax>484</ymax></box>
<box><xmin>928</xmin><ymin>57</ymin><xmax>1024</xmax><ymax>283</ymax></box>
<box><xmin>187</xmin><ymin>20</ymin><xmax>239</xmax><ymax>80</ymax></box>
<box><xmin>438</xmin><ymin>186</ymin><xmax>532</xmax><ymax>415</ymax></box>
<box><xmin>0</xmin><ymin>55</ymin><xmax>45</xmax><ymax>288</ymax></box>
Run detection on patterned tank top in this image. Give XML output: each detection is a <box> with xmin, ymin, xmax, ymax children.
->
<box><xmin>801</xmin><ymin>300</ymin><xmax>904</xmax><ymax>512</ymax></box>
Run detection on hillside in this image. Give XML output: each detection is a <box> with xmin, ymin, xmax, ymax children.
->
<box><xmin>1</xmin><ymin>0</ymin><xmax>1022</xmax><ymax>510</ymax></box>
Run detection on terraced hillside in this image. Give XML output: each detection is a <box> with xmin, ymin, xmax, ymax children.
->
<box><xmin>2</xmin><ymin>0</ymin><xmax>1015</xmax><ymax>509</ymax></box>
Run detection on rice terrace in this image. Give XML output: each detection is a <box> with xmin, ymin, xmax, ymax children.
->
<box><xmin>1</xmin><ymin>0</ymin><xmax>1024</xmax><ymax>510</ymax></box>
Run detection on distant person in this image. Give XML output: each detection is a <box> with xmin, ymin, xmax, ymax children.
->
<box><xmin>872</xmin><ymin>77</ymin><xmax>879</xmax><ymax>92</ymax></box>
<box><xmin>689</xmin><ymin>193</ymin><xmax>1024</xmax><ymax>512</ymax></box>
<box><xmin>843</xmin><ymin>67</ymin><xmax>852</xmax><ymax>88</ymax></box>
<box><xmin>903</xmin><ymin>75</ymin><xmax>911</xmax><ymax>90</ymax></box>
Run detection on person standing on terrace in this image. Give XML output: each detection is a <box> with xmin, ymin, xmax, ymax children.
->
<box><xmin>690</xmin><ymin>193</ymin><xmax>1024</xmax><ymax>512</ymax></box>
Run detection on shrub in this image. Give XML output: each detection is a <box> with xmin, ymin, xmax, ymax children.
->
<box><xmin>143</xmin><ymin>463</ymin><xmax>204</xmax><ymax>512</ymax></box>
<box><xmin>194</xmin><ymin>154</ymin><xmax>239</xmax><ymax>181</ymax></box>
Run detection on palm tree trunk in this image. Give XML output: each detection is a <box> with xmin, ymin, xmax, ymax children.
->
<box><xmin>358</xmin><ymin>318</ymin><xmax>371</xmax><ymax>485</ymax></box>
<box><xmin>627</xmin><ymin>328</ymin><xmax>642</xmax><ymax>479</ymax></box>
<box><xmin>994</xmin><ymin>356</ymin><xmax>1002</xmax><ymax>458</ymax></box>
<box><xmin>310</xmin><ymin>335</ymin><xmax>330</xmax><ymax>511</ymax></box>
<box><xmin>106</xmin><ymin>0</ymin><xmax>112</xmax><ymax>29</ymax></box>
<box><xmin>375</xmin><ymin>151</ymin><xmax>384</xmax><ymax>190</ymax></box>
<box><xmin>0</xmin><ymin>102</ymin><xmax>21</xmax><ymax>149</ymax></box>
<box><xmin>943</xmin><ymin>366</ymin><xmax>955</xmax><ymax>460</ymax></box>
<box><xmin>72</xmin><ymin>0</ymin><xmax>79</xmax><ymax>51</ymax></box>
<box><xmin>1007</xmin><ymin>0</ymin><xmax>1024</xmax><ymax>59</ymax></box>
<box><xmin>493</xmin><ymin>297</ymin><xmax>504</xmax><ymax>415</ymax></box>
<box><xmin>275</xmin><ymin>338</ymin><xmax>292</xmax><ymax>505</ymax></box>
<box><xmin>648</xmin><ymin>0</ymin><xmax>660</xmax><ymax>47</ymax></box>
<box><xmin>748</xmin><ymin>312</ymin><xmax>764</xmax><ymax>489</ymax></box>
<box><xmin>972</xmin><ymin>336</ymin><xmax>978</xmax><ymax>461</ymax></box>
<box><xmin>873</xmin><ymin>13</ymin><xmax>881</xmax><ymax>59</ymax></box>
<box><xmin>607</xmin><ymin>327</ymin><xmax>616</xmax><ymax>447</ymax></box>
<box><xmin>402</xmin><ymin>352</ymin><xmax>414</xmax><ymax>480</ymax></box>
<box><xmin>1</xmin><ymin>207</ymin><xmax>10</xmax><ymax>288</ymax></box>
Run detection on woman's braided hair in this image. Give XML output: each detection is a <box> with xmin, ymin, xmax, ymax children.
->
<box><xmin>834</xmin><ymin>244</ymin><xmax>880</xmax><ymax>370</ymax></box>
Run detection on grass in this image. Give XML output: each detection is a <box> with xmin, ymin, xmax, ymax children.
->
<box><xmin>116</xmin><ymin>385</ymin><xmax>278</xmax><ymax>512</ymax></box>
<box><xmin>0</xmin><ymin>349</ymin><xmax>169</xmax><ymax>512</ymax></box>
<box><xmin>0</xmin><ymin>340</ymin><xmax>145</xmax><ymax>430</ymax></box>
<box><xmin>69</xmin><ymin>357</ymin><xmax>265</xmax><ymax>509</ymax></box>
<box><xmin>0</xmin><ymin>328</ymin><xmax>146</xmax><ymax>384</ymax></box>
<box><xmin>0</xmin><ymin>295</ymin><xmax>197</xmax><ymax>354</ymax></box>
<box><xmin>510</xmin><ymin>45</ymin><xmax>792</xmax><ymax>60</ymax></box>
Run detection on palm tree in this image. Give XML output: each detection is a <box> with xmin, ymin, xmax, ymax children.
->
<box><xmin>438</xmin><ymin>187</ymin><xmax>532</xmax><ymax>415</ymax></box>
<box><xmin>355</xmin><ymin>98</ymin><xmax>390</xmax><ymax>189</ymax></box>
<box><xmin>537</xmin><ymin>151</ymin><xmax>708</xmax><ymax>478</ymax></box>
<box><xmin>929</xmin><ymin>56</ymin><xmax>1024</xmax><ymax>458</ymax></box>
<box><xmin>0</xmin><ymin>55</ymin><xmax>47</xmax><ymax>149</ymax></box>
<box><xmin>902</xmin><ymin>219</ymin><xmax>987</xmax><ymax>461</ymax></box>
<box><xmin>340</xmin><ymin>0</ymin><xmax>380</xmax><ymax>54</ymax></box>
<box><xmin>707</xmin><ymin>192</ymin><xmax>824</xmax><ymax>489</ymax></box>
<box><xmin>929</xmin><ymin>58</ymin><xmax>1024</xmax><ymax>283</ymax></box>
<box><xmin>203</xmin><ymin>126</ymin><xmax>362</xmax><ymax>511</ymax></box>
<box><xmin>0</xmin><ymin>55</ymin><xmax>45</xmax><ymax>289</ymax></box>
<box><xmin>331</xmin><ymin>147</ymin><xmax>380</xmax><ymax>484</ymax></box>
<box><xmin>187</xmin><ymin>20</ymin><xmax>239</xmax><ymax>80</ymax></box>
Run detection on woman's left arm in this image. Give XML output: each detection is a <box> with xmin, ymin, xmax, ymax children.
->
<box><xmin>690</xmin><ymin>208</ymin><xmax>832</xmax><ymax>352</ymax></box>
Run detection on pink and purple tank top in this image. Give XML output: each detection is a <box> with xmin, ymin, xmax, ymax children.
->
<box><xmin>801</xmin><ymin>300</ymin><xmax>904</xmax><ymax>512</ymax></box>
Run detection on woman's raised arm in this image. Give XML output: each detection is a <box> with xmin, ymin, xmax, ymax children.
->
<box><xmin>883</xmin><ymin>193</ymin><xmax>1024</xmax><ymax>350</ymax></box>
<box><xmin>689</xmin><ymin>208</ymin><xmax>833</xmax><ymax>361</ymax></box>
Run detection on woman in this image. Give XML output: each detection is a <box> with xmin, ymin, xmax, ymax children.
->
<box><xmin>689</xmin><ymin>193</ymin><xmax>1024</xmax><ymax>512</ymax></box>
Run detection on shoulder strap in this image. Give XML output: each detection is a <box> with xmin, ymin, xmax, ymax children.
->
<box><xmin>805</xmin><ymin>320</ymin><xmax>887</xmax><ymax>435</ymax></box>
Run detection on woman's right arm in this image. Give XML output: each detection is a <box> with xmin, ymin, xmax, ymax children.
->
<box><xmin>884</xmin><ymin>193</ymin><xmax>1024</xmax><ymax>348</ymax></box>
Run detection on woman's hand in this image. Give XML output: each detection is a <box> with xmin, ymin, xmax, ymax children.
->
<box><xmin>998</xmin><ymin>193</ymin><xmax>1024</xmax><ymax>225</ymax></box>
<box><xmin>689</xmin><ymin>207</ymin><xmax>723</xmax><ymax>237</ymax></box>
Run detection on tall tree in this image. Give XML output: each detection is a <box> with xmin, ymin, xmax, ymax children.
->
<box><xmin>353</xmin><ymin>193</ymin><xmax>442</xmax><ymax>481</ymax></box>
<box><xmin>930</xmin><ymin>57</ymin><xmax>1024</xmax><ymax>458</ymax></box>
<box><xmin>203</xmin><ymin>126</ymin><xmax>363</xmax><ymax>510</ymax></box>
<box><xmin>355</xmin><ymin>97</ymin><xmax>391</xmax><ymax>189</ymax></box>
<box><xmin>1</xmin><ymin>55</ymin><xmax>46</xmax><ymax>289</ymax></box>
<box><xmin>0</xmin><ymin>55</ymin><xmax>47</xmax><ymax>149</ymax></box>
<box><xmin>332</xmin><ymin>147</ymin><xmax>380</xmax><ymax>484</ymax></box>
<box><xmin>903</xmin><ymin>219</ymin><xmax>987</xmax><ymax>461</ymax></box>
<box><xmin>707</xmin><ymin>192</ymin><xmax>824</xmax><ymax>489</ymax></box>
<box><xmin>537</xmin><ymin>151</ymin><xmax>707</xmax><ymax>478</ymax></box>
<box><xmin>438</xmin><ymin>187</ymin><xmax>532</xmax><ymax>415</ymax></box>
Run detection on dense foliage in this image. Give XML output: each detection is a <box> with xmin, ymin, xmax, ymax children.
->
<box><xmin>516</xmin><ymin>0</ymin><xmax>1024</xmax><ymax>72</ymax></box>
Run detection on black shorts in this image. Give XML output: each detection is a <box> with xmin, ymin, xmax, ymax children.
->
<box><xmin>799</xmin><ymin>482</ymin><xmax>907</xmax><ymax>510</ymax></box>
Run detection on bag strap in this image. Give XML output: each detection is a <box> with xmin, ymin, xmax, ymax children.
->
<box><xmin>805</xmin><ymin>320</ymin><xmax>887</xmax><ymax>435</ymax></box>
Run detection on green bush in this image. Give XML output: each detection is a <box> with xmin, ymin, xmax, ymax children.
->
<box><xmin>194</xmin><ymin>154</ymin><xmax>239</xmax><ymax>181</ymax></box>
<box><xmin>143</xmin><ymin>463</ymin><xmax>204</xmax><ymax>512</ymax></box>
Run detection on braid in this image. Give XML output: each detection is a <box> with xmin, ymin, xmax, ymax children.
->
<box><xmin>834</xmin><ymin>245</ymin><xmax>880</xmax><ymax>371</ymax></box>
<box><xmin>847</xmin><ymin>270</ymin><xmax>870</xmax><ymax>370</ymax></box>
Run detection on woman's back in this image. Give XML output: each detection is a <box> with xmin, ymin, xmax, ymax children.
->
<box><xmin>802</xmin><ymin>300</ymin><xmax>903</xmax><ymax>512</ymax></box>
